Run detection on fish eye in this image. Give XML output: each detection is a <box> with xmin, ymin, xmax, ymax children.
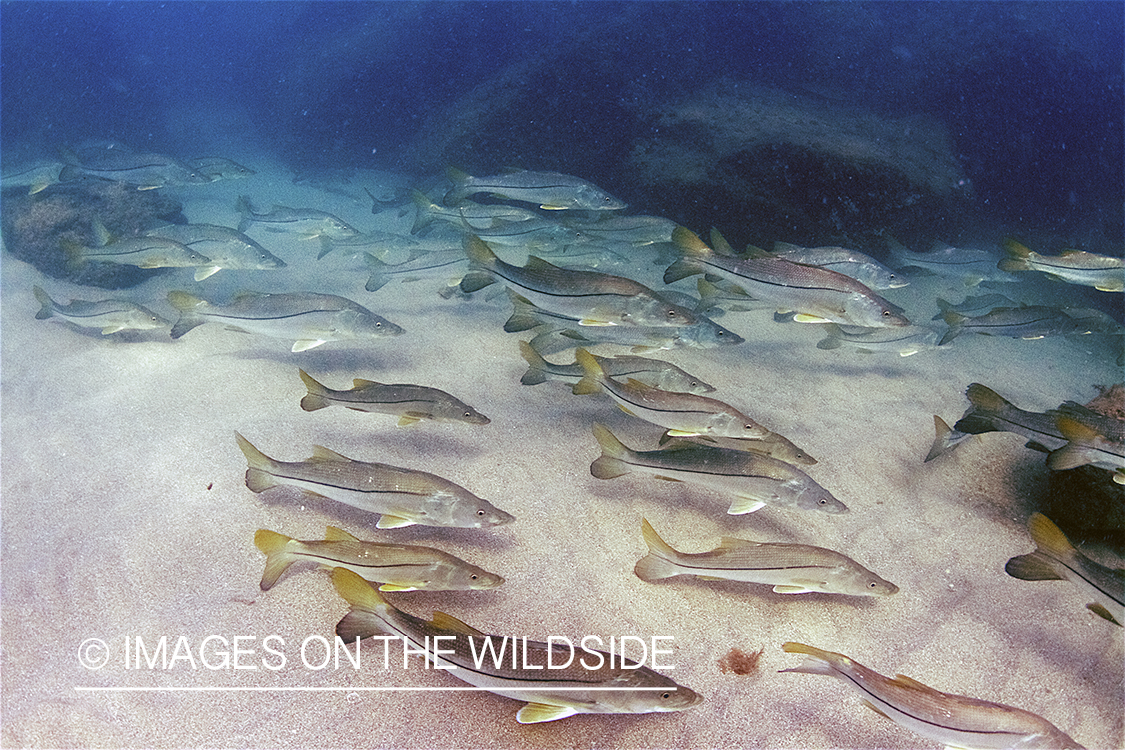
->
<box><xmin>476</xmin><ymin>509</ymin><xmax>486</xmax><ymax>516</ymax></box>
<box><xmin>660</xmin><ymin>692</ymin><xmax>671</xmax><ymax>700</ymax></box>
<box><xmin>868</xmin><ymin>581</ymin><xmax>878</xmax><ymax>588</ymax></box>
<box><xmin>882</xmin><ymin>310</ymin><xmax>891</xmax><ymax>317</ymax></box>
<box><xmin>818</xmin><ymin>497</ymin><xmax>828</xmax><ymax>505</ymax></box>
<box><xmin>470</xmin><ymin>574</ymin><xmax>479</xmax><ymax>580</ymax></box>
<box><xmin>375</xmin><ymin>321</ymin><xmax>383</xmax><ymax>327</ymax></box>
<box><xmin>464</xmin><ymin>411</ymin><xmax>471</xmax><ymax>417</ymax></box>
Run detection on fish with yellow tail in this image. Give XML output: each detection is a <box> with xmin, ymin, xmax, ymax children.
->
<box><xmin>1005</xmin><ymin>513</ymin><xmax>1124</xmax><ymax>626</ymax></box>
<box><xmin>331</xmin><ymin>568</ymin><xmax>701</xmax><ymax>724</ymax></box>
<box><xmin>999</xmin><ymin>239</ymin><xmax>1124</xmax><ymax>292</ymax></box>
<box><xmin>297</xmin><ymin>369</ymin><xmax>490</xmax><ymax>426</ymax></box>
<box><xmin>234</xmin><ymin>432</ymin><xmax>513</xmax><ymax>529</ymax></box>
<box><xmin>591</xmin><ymin>425</ymin><xmax>845</xmax><ymax>515</ymax></box>
<box><xmin>780</xmin><ymin>642</ymin><xmax>1085</xmax><ymax>749</ymax></box>
<box><xmin>574</xmin><ymin>348</ymin><xmax>768</xmax><ymax>439</ymax></box>
<box><xmin>635</xmin><ymin>519</ymin><xmax>889</xmax><ymax>593</ymax></box>
<box><xmin>253</xmin><ymin>527</ymin><xmax>503</xmax><ymax>592</ymax></box>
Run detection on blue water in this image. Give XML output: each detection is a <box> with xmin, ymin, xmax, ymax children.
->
<box><xmin>2</xmin><ymin>1</ymin><xmax>1122</xmax><ymax>241</ymax></box>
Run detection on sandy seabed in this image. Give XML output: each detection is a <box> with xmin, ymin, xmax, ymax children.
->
<box><xmin>1</xmin><ymin>158</ymin><xmax>1122</xmax><ymax>749</ymax></box>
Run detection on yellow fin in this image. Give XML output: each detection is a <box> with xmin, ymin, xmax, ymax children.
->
<box><xmin>292</xmin><ymin>339</ymin><xmax>327</xmax><ymax>352</ymax></box>
<box><xmin>892</xmin><ymin>674</ymin><xmax>937</xmax><ymax>693</ymax></box>
<box><xmin>861</xmin><ymin>699</ymin><xmax>894</xmax><ymax>721</ymax></box>
<box><xmin>1055</xmin><ymin>414</ymin><xmax>1099</xmax><ymax>442</ymax></box>
<box><xmin>331</xmin><ymin>567</ymin><xmax>385</xmax><ymax>611</ymax></box>
<box><xmin>728</xmin><ymin>497</ymin><xmax>766</xmax><ymax>514</ymax></box>
<box><xmin>1026</xmin><ymin>513</ymin><xmax>1075</xmax><ymax>561</ymax></box>
<box><xmin>792</xmin><ymin>313</ymin><xmax>831</xmax><ymax>323</ymax></box>
<box><xmin>376</xmin><ymin>515</ymin><xmax>416</xmax><ymax>529</ymax></box>
<box><xmin>516</xmin><ymin>703</ymin><xmax>579</xmax><ymax>724</ymax></box>
<box><xmin>378</xmin><ymin>583</ymin><xmax>419</xmax><ymax>592</ymax></box>
<box><xmin>324</xmin><ymin>526</ymin><xmax>359</xmax><ymax>542</ymax></box>
<box><xmin>353</xmin><ymin>378</ymin><xmax>380</xmax><ymax>387</ymax></box>
<box><xmin>1087</xmin><ymin>603</ymin><xmax>1123</xmax><ymax>625</ymax></box>
<box><xmin>773</xmin><ymin>584</ymin><xmax>815</xmax><ymax>594</ymax></box>
<box><xmin>309</xmin><ymin>445</ymin><xmax>352</xmax><ymax>462</ymax></box>
<box><xmin>666</xmin><ymin>429</ymin><xmax>702</xmax><ymax>437</ymax></box>
<box><xmin>579</xmin><ymin>319</ymin><xmax>617</xmax><ymax>326</ymax></box>
<box><xmin>397</xmin><ymin>415</ymin><xmax>422</xmax><ymax>426</ymax></box>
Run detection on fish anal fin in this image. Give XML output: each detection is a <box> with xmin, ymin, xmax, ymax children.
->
<box><xmin>517</xmin><ymin>703</ymin><xmax>579</xmax><ymax>724</ymax></box>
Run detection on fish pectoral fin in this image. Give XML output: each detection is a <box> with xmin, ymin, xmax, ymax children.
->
<box><xmin>1087</xmin><ymin>603</ymin><xmax>1122</xmax><ymax>625</ymax></box>
<box><xmin>378</xmin><ymin>584</ymin><xmax>419</xmax><ymax>592</ymax></box>
<box><xmin>194</xmin><ymin>266</ymin><xmax>222</xmax><ymax>281</ymax></box>
<box><xmin>654</xmin><ymin>475</ymin><xmax>684</xmax><ymax>483</ymax></box>
<box><xmin>772</xmin><ymin>584</ymin><xmax>816</xmax><ymax>594</ymax></box>
<box><xmin>376</xmin><ymin>515</ymin><xmax>416</xmax><ymax>529</ymax></box>
<box><xmin>292</xmin><ymin>339</ymin><xmax>327</xmax><ymax>352</ymax></box>
<box><xmin>579</xmin><ymin>319</ymin><xmax>617</xmax><ymax>327</ymax></box>
<box><xmin>100</xmin><ymin>325</ymin><xmax>127</xmax><ymax>334</ymax></box>
<box><xmin>792</xmin><ymin>313</ymin><xmax>832</xmax><ymax>324</ymax></box>
<box><xmin>666</xmin><ymin>429</ymin><xmax>703</xmax><ymax>437</ymax></box>
<box><xmin>696</xmin><ymin>575</ymin><xmax>726</xmax><ymax>581</ymax></box>
<box><xmin>727</xmin><ymin>498</ymin><xmax>766</xmax><ymax>515</ymax></box>
<box><xmin>397</xmin><ymin>415</ymin><xmax>423</xmax><ymax>426</ymax></box>
<box><xmin>517</xmin><ymin>703</ymin><xmax>579</xmax><ymax>724</ymax></box>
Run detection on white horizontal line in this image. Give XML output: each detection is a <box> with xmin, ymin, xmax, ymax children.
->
<box><xmin>74</xmin><ymin>686</ymin><xmax>678</xmax><ymax>693</ymax></box>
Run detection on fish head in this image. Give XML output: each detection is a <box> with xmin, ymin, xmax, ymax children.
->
<box><xmin>577</xmin><ymin>184</ymin><xmax>627</xmax><ymax>211</ymax></box>
<box><xmin>826</xmin><ymin>567</ymin><xmax>899</xmax><ymax>597</ymax></box>
<box><xmin>794</xmin><ymin>485</ymin><xmax>849</xmax><ymax>514</ymax></box>
<box><xmin>447</xmin><ymin>495</ymin><xmax>515</xmax><ymax>528</ymax></box>
<box><xmin>681</xmin><ymin>318</ymin><xmax>744</xmax><ymax>348</ymax></box>
<box><xmin>431</xmin><ymin>400</ymin><xmax>491</xmax><ymax>425</ymax></box>
<box><xmin>461</xmin><ymin>568</ymin><xmax>505</xmax><ymax>590</ymax></box>
<box><xmin>601</xmin><ymin>672</ymin><xmax>703</xmax><ymax>715</ymax></box>
<box><xmin>338</xmin><ymin>310</ymin><xmax>405</xmax><ymax>338</ymax></box>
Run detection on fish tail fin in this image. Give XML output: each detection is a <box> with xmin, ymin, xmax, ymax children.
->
<box><xmin>32</xmin><ymin>285</ymin><xmax>55</xmax><ymax>319</ymax></box>
<box><xmin>965</xmin><ymin>383</ymin><xmax>1010</xmax><ymax>414</ymax></box>
<box><xmin>938</xmin><ymin>311</ymin><xmax>966</xmax><ymax>345</ymax></box>
<box><xmin>998</xmin><ymin>238</ymin><xmax>1032</xmax><ymax>271</ymax></box>
<box><xmin>778</xmin><ymin>642</ymin><xmax>839</xmax><ymax>676</ymax></box>
<box><xmin>253</xmin><ymin>529</ymin><xmax>296</xmax><ymax>590</ymax></box>
<box><xmin>234</xmin><ymin>432</ymin><xmax>279</xmax><ymax>493</ymax></box>
<box><xmin>633</xmin><ymin>519</ymin><xmax>683</xmax><ymax>581</ymax></box>
<box><xmin>572</xmin><ymin>347</ymin><xmax>604</xmax><ymax>395</ymax></box>
<box><xmin>518</xmin><ymin>340</ymin><xmax>550</xmax><ymax>385</ymax></box>
<box><xmin>298</xmin><ymin>369</ymin><xmax>331</xmax><ymax>411</ymax></box>
<box><xmin>443</xmin><ymin>166</ymin><xmax>472</xmax><ymax>206</ymax></box>
<box><xmin>1004</xmin><ymin>551</ymin><xmax>1064</xmax><ymax>582</ymax></box>
<box><xmin>589</xmin><ymin>423</ymin><xmax>633</xmax><ymax>479</ymax></box>
<box><xmin>463</xmin><ymin>234</ymin><xmax>497</xmax><ymax>267</ymax></box>
<box><xmin>235</xmin><ymin>195</ymin><xmax>255</xmax><ymax>232</ymax></box>
<box><xmin>316</xmin><ymin>237</ymin><xmax>336</xmax><ymax>260</ymax></box>
<box><xmin>59</xmin><ymin>238</ymin><xmax>89</xmax><ymax>272</ymax></box>
<box><xmin>167</xmin><ymin>290</ymin><xmax>207</xmax><ymax>339</ymax></box>
<box><xmin>410</xmin><ymin>189</ymin><xmax>435</xmax><ymax>234</ymax></box>
<box><xmin>671</xmin><ymin>226</ymin><xmax>712</xmax><ymax>257</ymax></box>
<box><xmin>924</xmin><ymin>415</ymin><xmax>955</xmax><ymax>462</ymax></box>
<box><xmin>1026</xmin><ymin>512</ymin><xmax>1077</xmax><ymax>562</ymax></box>
<box><xmin>362</xmin><ymin>252</ymin><xmax>394</xmax><ymax>292</ymax></box>
<box><xmin>664</xmin><ymin>257</ymin><xmax>704</xmax><ymax>284</ymax></box>
<box><xmin>504</xmin><ymin>292</ymin><xmax>543</xmax><ymax>333</ymax></box>
<box><xmin>332</xmin><ymin>568</ymin><xmax>392</xmax><ymax>642</ymax></box>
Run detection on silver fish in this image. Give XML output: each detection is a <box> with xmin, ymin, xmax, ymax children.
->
<box><xmin>656</xmin><ymin>430</ymin><xmax>817</xmax><ymax>467</ymax></box>
<box><xmin>235</xmin><ymin>432</ymin><xmax>514</xmax><ymax>529</ymax></box>
<box><xmin>332</xmin><ymin>568</ymin><xmax>701</xmax><ymax>723</ymax></box>
<box><xmin>999</xmin><ymin>239</ymin><xmax>1124</xmax><ymax>293</ymax></box>
<box><xmin>1005</xmin><ymin>513</ymin><xmax>1124</xmax><ymax>626</ymax></box>
<box><xmin>667</xmin><ymin>228</ymin><xmax>909</xmax><ymax>328</ymax></box>
<box><xmin>634</xmin><ymin>519</ymin><xmax>892</xmax><ymax>594</ymax></box>
<box><xmin>253</xmin><ymin>526</ymin><xmax>503</xmax><ymax>592</ymax></box>
<box><xmin>298</xmin><ymin>369</ymin><xmax>490</xmax><ymax>426</ymax></box>
<box><xmin>63</xmin><ymin>235</ymin><xmax>211</xmax><ymax>270</ymax></box>
<box><xmin>33</xmin><ymin>285</ymin><xmax>168</xmax><ymax>334</ymax></box>
<box><xmin>589</xmin><ymin>424</ymin><xmax>846</xmax><ymax>514</ymax></box>
<box><xmin>886</xmin><ymin>236</ymin><xmax>1016</xmax><ymax>285</ymax></box>
<box><xmin>816</xmin><ymin>323</ymin><xmax>942</xmax><ymax>356</ymax></box>
<box><xmin>946</xmin><ymin>383</ymin><xmax>1068</xmax><ymax>454</ymax></box>
<box><xmin>144</xmin><ymin>223</ymin><xmax>286</xmax><ymax>280</ymax></box>
<box><xmin>1</xmin><ymin>160</ymin><xmax>64</xmax><ymax>194</ymax></box>
<box><xmin>772</xmin><ymin>241</ymin><xmax>906</xmax><ymax>289</ymax></box>
<box><xmin>364</xmin><ymin>249</ymin><xmax>468</xmax><ymax>292</ymax></box>
<box><xmin>444</xmin><ymin>167</ymin><xmax>627</xmax><ymax>211</ymax></box>
<box><xmin>462</xmin><ymin>236</ymin><xmax>701</xmax><ymax>329</ymax></box>
<box><xmin>1047</xmin><ymin>414</ymin><xmax>1124</xmax><ymax>482</ymax></box>
<box><xmin>454</xmin><ymin>215</ymin><xmax>590</xmax><ymax>249</ymax></box>
<box><xmin>939</xmin><ymin>305</ymin><xmax>1095</xmax><ymax>345</ymax></box>
<box><xmin>59</xmin><ymin>149</ymin><xmax>207</xmax><ymax>189</ymax></box>
<box><xmin>560</xmin><ymin>214</ymin><xmax>679</xmax><ymax>246</ymax></box>
<box><xmin>780</xmin><ymin>642</ymin><xmax>1085</xmax><ymax>750</ymax></box>
<box><xmin>517</xmin><ymin>340</ymin><xmax>715</xmax><ymax>394</ymax></box>
<box><xmin>576</xmin><ymin>350</ymin><xmax>769</xmax><ymax>440</ymax></box>
<box><xmin>411</xmin><ymin>189</ymin><xmax>541</xmax><ymax>234</ymax></box>
<box><xmin>236</xmin><ymin>196</ymin><xmax>361</xmax><ymax>240</ymax></box>
<box><xmin>186</xmin><ymin>156</ymin><xmax>256</xmax><ymax>181</ymax></box>
<box><xmin>168</xmin><ymin>290</ymin><xmax>403</xmax><ymax>351</ymax></box>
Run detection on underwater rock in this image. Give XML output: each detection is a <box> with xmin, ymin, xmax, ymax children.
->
<box><xmin>1</xmin><ymin>181</ymin><xmax>186</xmax><ymax>288</ymax></box>
<box><xmin>626</xmin><ymin>83</ymin><xmax>973</xmax><ymax>246</ymax></box>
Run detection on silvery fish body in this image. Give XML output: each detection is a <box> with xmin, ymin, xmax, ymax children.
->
<box><xmin>656</xmin><ymin>430</ymin><xmax>817</xmax><ymax>467</ymax></box>
<box><xmin>253</xmin><ymin>526</ymin><xmax>503</xmax><ymax>592</ymax></box>
<box><xmin>332</xmin><ymin>568</ymin><xmax>701</xmax><ymax>724</ymax></box>
<box><xmin>65</xmin><ymin>235</ymin><xmax>211</xmax><ymax>270</ymax></box>
<box><xmin>576</xmin><ymin>349</ymin><xmax>769</xmax><ymax>441</ymax></box>
<box><xmin>667</xmin><ymin>228</ymin><xmax>909</xmax><ymax>328</ymax></box>
<box><xmin>236</xmin><ymin>196</ymin><xmax>361</xmax><ymax>240</ymax></box>
<box><xmin>444</xmin><ymin>168</ymin><xmax>626</xmax><ymax>211</ymax></box>
<box><xmin>33</xmin><ymin>285</ymin><xmax>168</xmax><ymax>334</ymax></box>
<box><xmin>235</xmin><ymin>432</ymin><xmax>514</xmax><ymax>529</ymax></box>
<box><xmin>1</xmin><ymin>160</ymin><xmax>64</xmax><ymax>194</ymax></box>
<box><xmin>411</xmin><ymin>189</ymin><xmax>540</xmax><ymax>233</ymax></box>
<box><xmin>951</xmin><ymin>383</ymin><xmax>1069</xmax><ymax>453</ymax></box>
<box><xmin>517</xmin><ymin>340</ymin><xmax>715</xmax><ymax>394</ymax></box>
<box><xmin>561</xmin><ymin>214</ymin><xmax>679</xmax><ymax>246</ymax></box>
<box><xmin>144</xmin><ymin>223</ymin><xmax>286</xmax><ymax>280</ymax></box>
<box><xmin>888</xmin><ymin>238</ymin><xmax>1017</xmax><ymax>285</ymax></box>
<box><xmin>167</xmin><ymin>290</ymin><xmax>403</xmax><ymax>351</ymax></box>
<box><xmin>59</xmin><ymin>150</ymin><xmax>208</xmax><ymax>188</ymax></box>
<box><xmin>772</xmin><ymin>242</ymin><xmax>906</xmax><ymax>289</ymax></box>
<box><xmin>1005</xmin><ymin>513</ymin><xmax>1124</xmax><ymax>625</ymax></box>
<box><xmin>363</xmin><ymin>249</ymin><xmax>468</xmax><ymax>291</ymax></box>
<box><xmin>939</xmin><ymin>305</ymin><xmax>1094</xmax><ymax>345</ymax></box>
<box><xmin>634</xmin><ymin>519</ymin><xmax>892</xmax><ymax>594</ymax></box>
<box><xmin>186</xmin><ymin>156</ymin><xmax>256</xmax><ymax>181</ymax></box>
<box><xmin>781</xmin><ymin>642</ymin><xmax>1085</xmax><ymax>749</ymax></box>
<box><xmin>1047</xmin><ymin>415</ymin><xmax>1125</xmax><ymax>481</ymax></box>
<box><xmin>462</xmin><ymin>236</ymin><xmax>702</xmax><ymax>329</ymax></box>
<box><xmin>1000</xmin><ymin>239</ymin><xmax>1124</xmax><ymax>292</ymax></box>
<box><xmin>589</xmin><ymin>424</ymin><xmax>846</xmax><ymax>514</ymax></box>
<box><xmin>298</xmin><ymin>369</ymin><xmax>490</xmax><ymax>426</ymax></box>
<box><xmin>816</xmin><ymin>323</ymin><xmax>943</xmax><ymax>356</ymax></box>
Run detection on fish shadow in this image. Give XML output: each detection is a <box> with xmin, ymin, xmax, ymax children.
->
<box><xmin>230</xmin><ymin>344</ymin><xmax>415</xmax><ymax>373</ymax></box>
<box><xmin>645</xmin><ymin>575</ymin><xmax>888</xmax><ymax>609</ymax></box>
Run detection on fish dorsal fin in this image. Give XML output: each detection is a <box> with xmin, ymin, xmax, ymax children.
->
<box><xmin>309</xmin><ymin>445</ymin><xmax>352</xmax><ymax>462</ymax></box>
<box><xmin>324</xmin><ymin>525</ymin><xmax>359</xmax><ymax>542</ymax></box>
<box><xmin>376</xmin><ymin>514</ymin><xmax>416</xmax><ymax>529</ymax></box>
<box><xmin>623</xmin><ymin>377</ymin><xmax>654</xmax><ymax>392</ymax></box>
<box><xmin>353</xmin><ymin>378</ymin><xmax>381</xmax><ymax>387</ymax></box>
<box><xmin>891</xmin><ymin>674</ymin><xmax>938</xmax><ymax>694</ymax></box>
<box><xmin>524</xmin><ymin>255</ymin><xmax>563</xmax><ymax>273</ymax></box>
<box><xmin>231</xmin><ymin>289</ymin><xmax>263</xmax><ymax>302</ymax></box>
<box><xmin>517</xmin><ymin>703</ymin><xmax>579</xmax><ymax>724</ymax></box>
<box><xmin>718</xmin><ymin>536</ymin><xmax>758</xmax><ymax>550</ymax></box>
<box><xmin>431</xmin><ymin>611</ymin><xmax>487</xmax><ymax>637</ymax></box>
<box><xmin>709</xmin><ymin>227</ymin><xmax>734</xmax><ymax>255</ymax></box>
<box><xmin>742</xmin><ymin>244</ymin><xmax>772</xmax><ymax>259</ymax></box>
